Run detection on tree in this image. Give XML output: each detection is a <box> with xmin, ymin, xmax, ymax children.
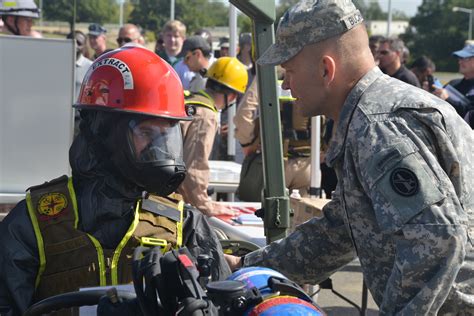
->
<box><xmin>78</xmin><ymin>0</ymin><xmax>118</xmax><ymax>24</ymax></box>
<box><xmin>42</xmin><ymin>0</ymin><xmax>118</xmax><ymax>31</ymax></box>
<box><xmin>129</xmin><ymin>0</ymin><xmax>228</xmax><ymax>37</ymax></box>
<box><xmin>238</xmin><ymin>14</ymin><xmax>252</xmax><ymax>34</ymax></box>
<box><xmin>42</xmin><ymin>0</ymin><xmax>73</xmax><ymax>27</ymax></box>
<box><xmin>175</xmin><ymin>0</ymin><xmax>228</xmax><ymax>32</ymax></box>
<box><xmin>354</xmin><ymin>1</ymin><xmax>408</xmax><ymax>21</ymax></box>
<box><xmin>402</xmin><ymin>0</ymin><xmax>470</xmax><ymax>71</ymax></box>
<box><xmin>363</xmin><ymin>0</ymin><xmax>387</xmax><ymax>20</ymax></box>
<box><xmin>237</xmin><ymin>0</ymin><xmax>296</xmax><ymax>34</ymax></box>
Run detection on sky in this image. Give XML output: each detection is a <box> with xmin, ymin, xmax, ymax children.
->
<box><xmin>377</xmin><ymin>0</ymin><xmax>424</xmax><ymax>17</ymax></box>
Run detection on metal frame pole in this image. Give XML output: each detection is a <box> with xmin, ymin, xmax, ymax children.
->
<box><xmin>230</xmin><ymin>0</ymin><xmax>289</xmax><ymax>243</ymax></box>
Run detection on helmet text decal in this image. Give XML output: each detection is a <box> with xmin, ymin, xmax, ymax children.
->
<box><xmin>91</xmin><ymin>58</ymin><xmax>134</xmax><ymax>89</ymax></box>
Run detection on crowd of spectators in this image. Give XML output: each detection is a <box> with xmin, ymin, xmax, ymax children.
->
<box><xmin>369</xmin><ymin>35</ymin><xmax>474</xmax><ymax>128</ymax></box>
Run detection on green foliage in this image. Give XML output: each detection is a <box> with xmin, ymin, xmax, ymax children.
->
<box><xmin>42</xmin><ymin>0</ymin><xmax>73</xmax><ymax>25</ymax></box>
<box><xmin>129</xmin><ymin>0</ymin><xmax>228</xmax><ymax>35</ymax></box>
<box><xmin>364</xmin><ymin>1</ymin><xmax>387</xmax><ymax>20</ymax></box>
<box><xmin>79</xmin><ymin>0</ymin><xmax>119</xmax><ymax>24</ymax></box>
<box><xmin>354</xmin><ymin>0</ymin><xmax>408</xmax><ymax>21</ymax></box>
<box><xmin>402</xmin><ymin>0</ymin><xmax>470</xmax><ymax>71</ymax></box>
<box><xmin>275</xmin><ymin>0</ymin><xmax>299</xmax><ymax>27</ymax></box>
<box><xmin>238</xmin><ymin>14</ymin><xmax>252</xmax><ymax>34</ymax></box>
<box><xmin>42</xmin><ymin>0</ymin><xmax>119</xmax><ymax>28</ymax></box>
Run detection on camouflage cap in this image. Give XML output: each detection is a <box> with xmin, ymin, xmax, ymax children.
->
<box><xmin>258</xmin><ymin>0</ymin><xmax>363</xmax><ymax>66</ymax></box>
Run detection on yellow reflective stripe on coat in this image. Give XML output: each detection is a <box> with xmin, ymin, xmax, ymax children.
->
<box><xmin>86</xmin><ymin>234</ymin><xmax>106</xmax><ymax>286</ymax></box>
<box><xmin>176</xmin><ymin>200</ymin><xmax>184</xmax><ymax>248</ymax></box>
<box><xmin>184</xmin><ymin>90</ymin><xmax>218</xmax><ymax>113</ymax></box>
<box><xmin>26</xmin><ymin>193</ymin><xmax>46</xmax><ymax>289</ymax></box>
<box><xmin>67</xmin><ymin>177</ymin><xmax>80</xmax><ymax>229</ymax></box>
<box><xmin>111</xmin><ymin>202</ymin><xmax>140</xmax><ymax>285</ymax></box>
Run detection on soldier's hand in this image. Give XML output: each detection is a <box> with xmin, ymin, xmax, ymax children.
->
<box><xmin>224</xmin><ymin>254</ymin><xmax>242</xmax><ymax>271</ymax></box>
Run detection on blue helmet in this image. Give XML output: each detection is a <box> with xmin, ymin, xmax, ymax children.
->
<box><xmin>227</xmin><ymin>267</ymin><xmax>287</xmax><ymax>295</ymax></box>
<box><xmin>227</xmin><ymin>267</ymin><xmax>323</xmax><ymax>316</ymax></box>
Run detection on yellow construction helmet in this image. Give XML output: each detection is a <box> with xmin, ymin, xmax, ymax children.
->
<box><xmin>207</xmin><ymin>57</ymin><xmax>248</xmax><ymax>94</ymax></box>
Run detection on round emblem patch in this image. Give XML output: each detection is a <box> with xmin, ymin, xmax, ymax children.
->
<box><xmin>390</xmin><ymin>168</ymin><xmax>419</xmax><ymax>197</ymax></box>
<box><xmin>37</xmin><ymin>193</ymin><xmax>68</xmax><ymax>216</ymax></box>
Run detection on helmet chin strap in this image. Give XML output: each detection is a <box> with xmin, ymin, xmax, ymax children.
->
<box><xmin>222</xmin><ymin>93</ymin><xmax>236</xmax><ymax>112</ymax></box>
<box><xmin>5</xmin><ymin>16</ymin><xmax>20</xmax><ymax>35</ymax></box>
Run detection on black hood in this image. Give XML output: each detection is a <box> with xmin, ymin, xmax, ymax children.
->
<box><xmin>69</xmin><ymin>110</ymin><xmax>140</xmax><ymax>248</ymax></box>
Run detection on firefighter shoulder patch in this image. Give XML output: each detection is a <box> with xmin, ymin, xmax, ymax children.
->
<box><xmin>37</xmin><ymin>193</ymin><xmax>68</xmax><ymax>217</ymax></box>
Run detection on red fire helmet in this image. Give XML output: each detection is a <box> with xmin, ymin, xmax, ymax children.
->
<box><xmin>75</xmin><ymin>45</ymin><xmax>190</xmax><ymax>121</ymax></box>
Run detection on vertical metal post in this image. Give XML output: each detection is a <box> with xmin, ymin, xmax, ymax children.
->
<box><xmin>469</xmin><ymin>9</ymin><xmax>473</xmax><ymax>40</ymax></box>
<box><xmin>170</xmin><ymin>0</ymin><xmax>175</xmax><ymax>21</ymax></box>
<box><xmin>230</xmin><ymin>0</ymin><xmax>289</xmax><ymax>243</ymax></box>
<box><xmin>452</xmin><ymin>7</ymin><xmax>474</xmax><ymax>41</ymax></box>
<box><xmin>119</xmin><ymin>0</ymin><xmax>124</xmax><ymax>26</ymax></box>
<box><xmin>254</xmin><ymin>21</ymin><xmax>288</xmax><ymax>243</ymax></box>
<box><xmin>72</xmin><ymin>0</ymin><xmax>76</xmax><ymax>34</ymax></box>
<box><xmin>39</xmin><ymin>0</ymin><xmax>43</xmax><ymax>29</ymax></box>
<box><xmin>310</xmin><ymin>116</ymin><xmax>321</xmax><ymax>198</ymax></box>
<box><xmin>386</xmin><ymin>0</ymin><xmax>392</xmax><ymax>37</ymax></box>
<box><xmin>227</xmin><ymin>4</ymin><xmax>238</xmax><ymax>158</ymax></box>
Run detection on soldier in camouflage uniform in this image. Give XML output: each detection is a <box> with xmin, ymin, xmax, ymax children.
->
<box><xmin>226</xmin><ymin>1</ymin><xmax>474</xmax><ymax>314</ymax></box>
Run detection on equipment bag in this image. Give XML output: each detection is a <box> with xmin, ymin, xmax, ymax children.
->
<box><xmin>237</xmin><ymin>151</ymin><xmax>264</xmax><ymax>202</ymax></box>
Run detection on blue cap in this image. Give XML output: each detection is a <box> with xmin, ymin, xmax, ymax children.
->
<box><xmin>88</xmin><ymin>23</ymin><xmax>107</xmax><ymax>36</ymax></box>
<box><xmin>453</xmin><ymin>44</ymin><xmax>474</xmax><ymax>58</ymax></box>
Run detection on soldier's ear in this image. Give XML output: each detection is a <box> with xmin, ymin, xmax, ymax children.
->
<box><xmin>321</xmin><ymin>55</ymin><xmax>336</xmax><ymax>86</ymax></box>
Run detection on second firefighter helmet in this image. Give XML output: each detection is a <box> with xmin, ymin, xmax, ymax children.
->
<box><xmin>207</xmin><ymin>57</ymin><xmax>248</xmax><ymax>94</ymax></box>
<box><xmin>0</xmin><ymin>0</ymin><xmax>40</xmax><ymax>18</ymax></box>
<box><xmin>75</xmin><ymin>46</ymin><xmax>190</xmax><ymax>196</ymax></box>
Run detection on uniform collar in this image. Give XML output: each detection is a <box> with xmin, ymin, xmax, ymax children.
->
<box><xmin>325</xmin><ymin>67</ymin><xmax>383</xmax><ymax>166</ymax></box>
<box><xmin>197</xmin><ymin>89</ymin><xmax>218</xmax><ymax>110</ymax></box>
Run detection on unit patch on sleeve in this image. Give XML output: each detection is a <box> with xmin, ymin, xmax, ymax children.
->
<box><xmin>390</xmin><ymin>168</ymin><xmax>419</xmax><ymax>197</ymax></box>
<box><xmin>37</xmin><ymin>193</ymin><xmax>68</xmax><ymax>217</ymax></box>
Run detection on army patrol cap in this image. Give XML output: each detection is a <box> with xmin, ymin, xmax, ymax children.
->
<box><xmin>88</xmin><ymin>23</ymin><xmax>107</xmax><ymax>36</ymax></box>
<box><xmin>258</xmin><ymin>0</ymin><xmax>363</xmax><ymax>66</ymax></box>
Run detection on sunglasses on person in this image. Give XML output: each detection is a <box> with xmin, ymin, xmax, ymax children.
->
<box><xmin>378</xmin><ymin>50</ymin><xmax>391</xmax><ymax>56</ymax></box>
<box><xmin>117</xmin><ymin>37</ymin><xmax>133</xmax><ymax>45</ymax></box>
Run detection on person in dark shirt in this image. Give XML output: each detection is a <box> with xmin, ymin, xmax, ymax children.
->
<box><xmin>377</xmin><ymin>37</ymin><xmax>420</xmax><ymax>87</ymax></box>
<box><xmin>433</xmin><ymin>44</ymin><xmax>474</xmax><ymax>120</ymax></box>
<box><xmin>410</xmin><ymin>56</ymin><xmax>436</xmax><ymax>89</ymax></box>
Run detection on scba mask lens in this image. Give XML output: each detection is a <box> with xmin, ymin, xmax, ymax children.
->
<box><xmin>129</xmin><ymin>118</ymin><xmax>184</xmax><ymax>164</ymax></box>
<box><xmin>110</xmin><ymin>115</ymin><xmax>186</xmax><ymax>196</ymax></box>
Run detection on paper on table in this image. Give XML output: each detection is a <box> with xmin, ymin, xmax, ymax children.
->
<box><xmin>234</xmin><ymin>214</ymin><xmax>263</xmax><ymax>226</ymax></box>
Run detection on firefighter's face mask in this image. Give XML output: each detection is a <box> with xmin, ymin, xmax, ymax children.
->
<box><xmin>110</xmin><ymin>115</ymin><xmax>186</xmax><ymax>197</ymax></box>
<box><xmin>129</xmin><ymin>118</ymin><xmax>183</xmax><ymax>163</ymax></box>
